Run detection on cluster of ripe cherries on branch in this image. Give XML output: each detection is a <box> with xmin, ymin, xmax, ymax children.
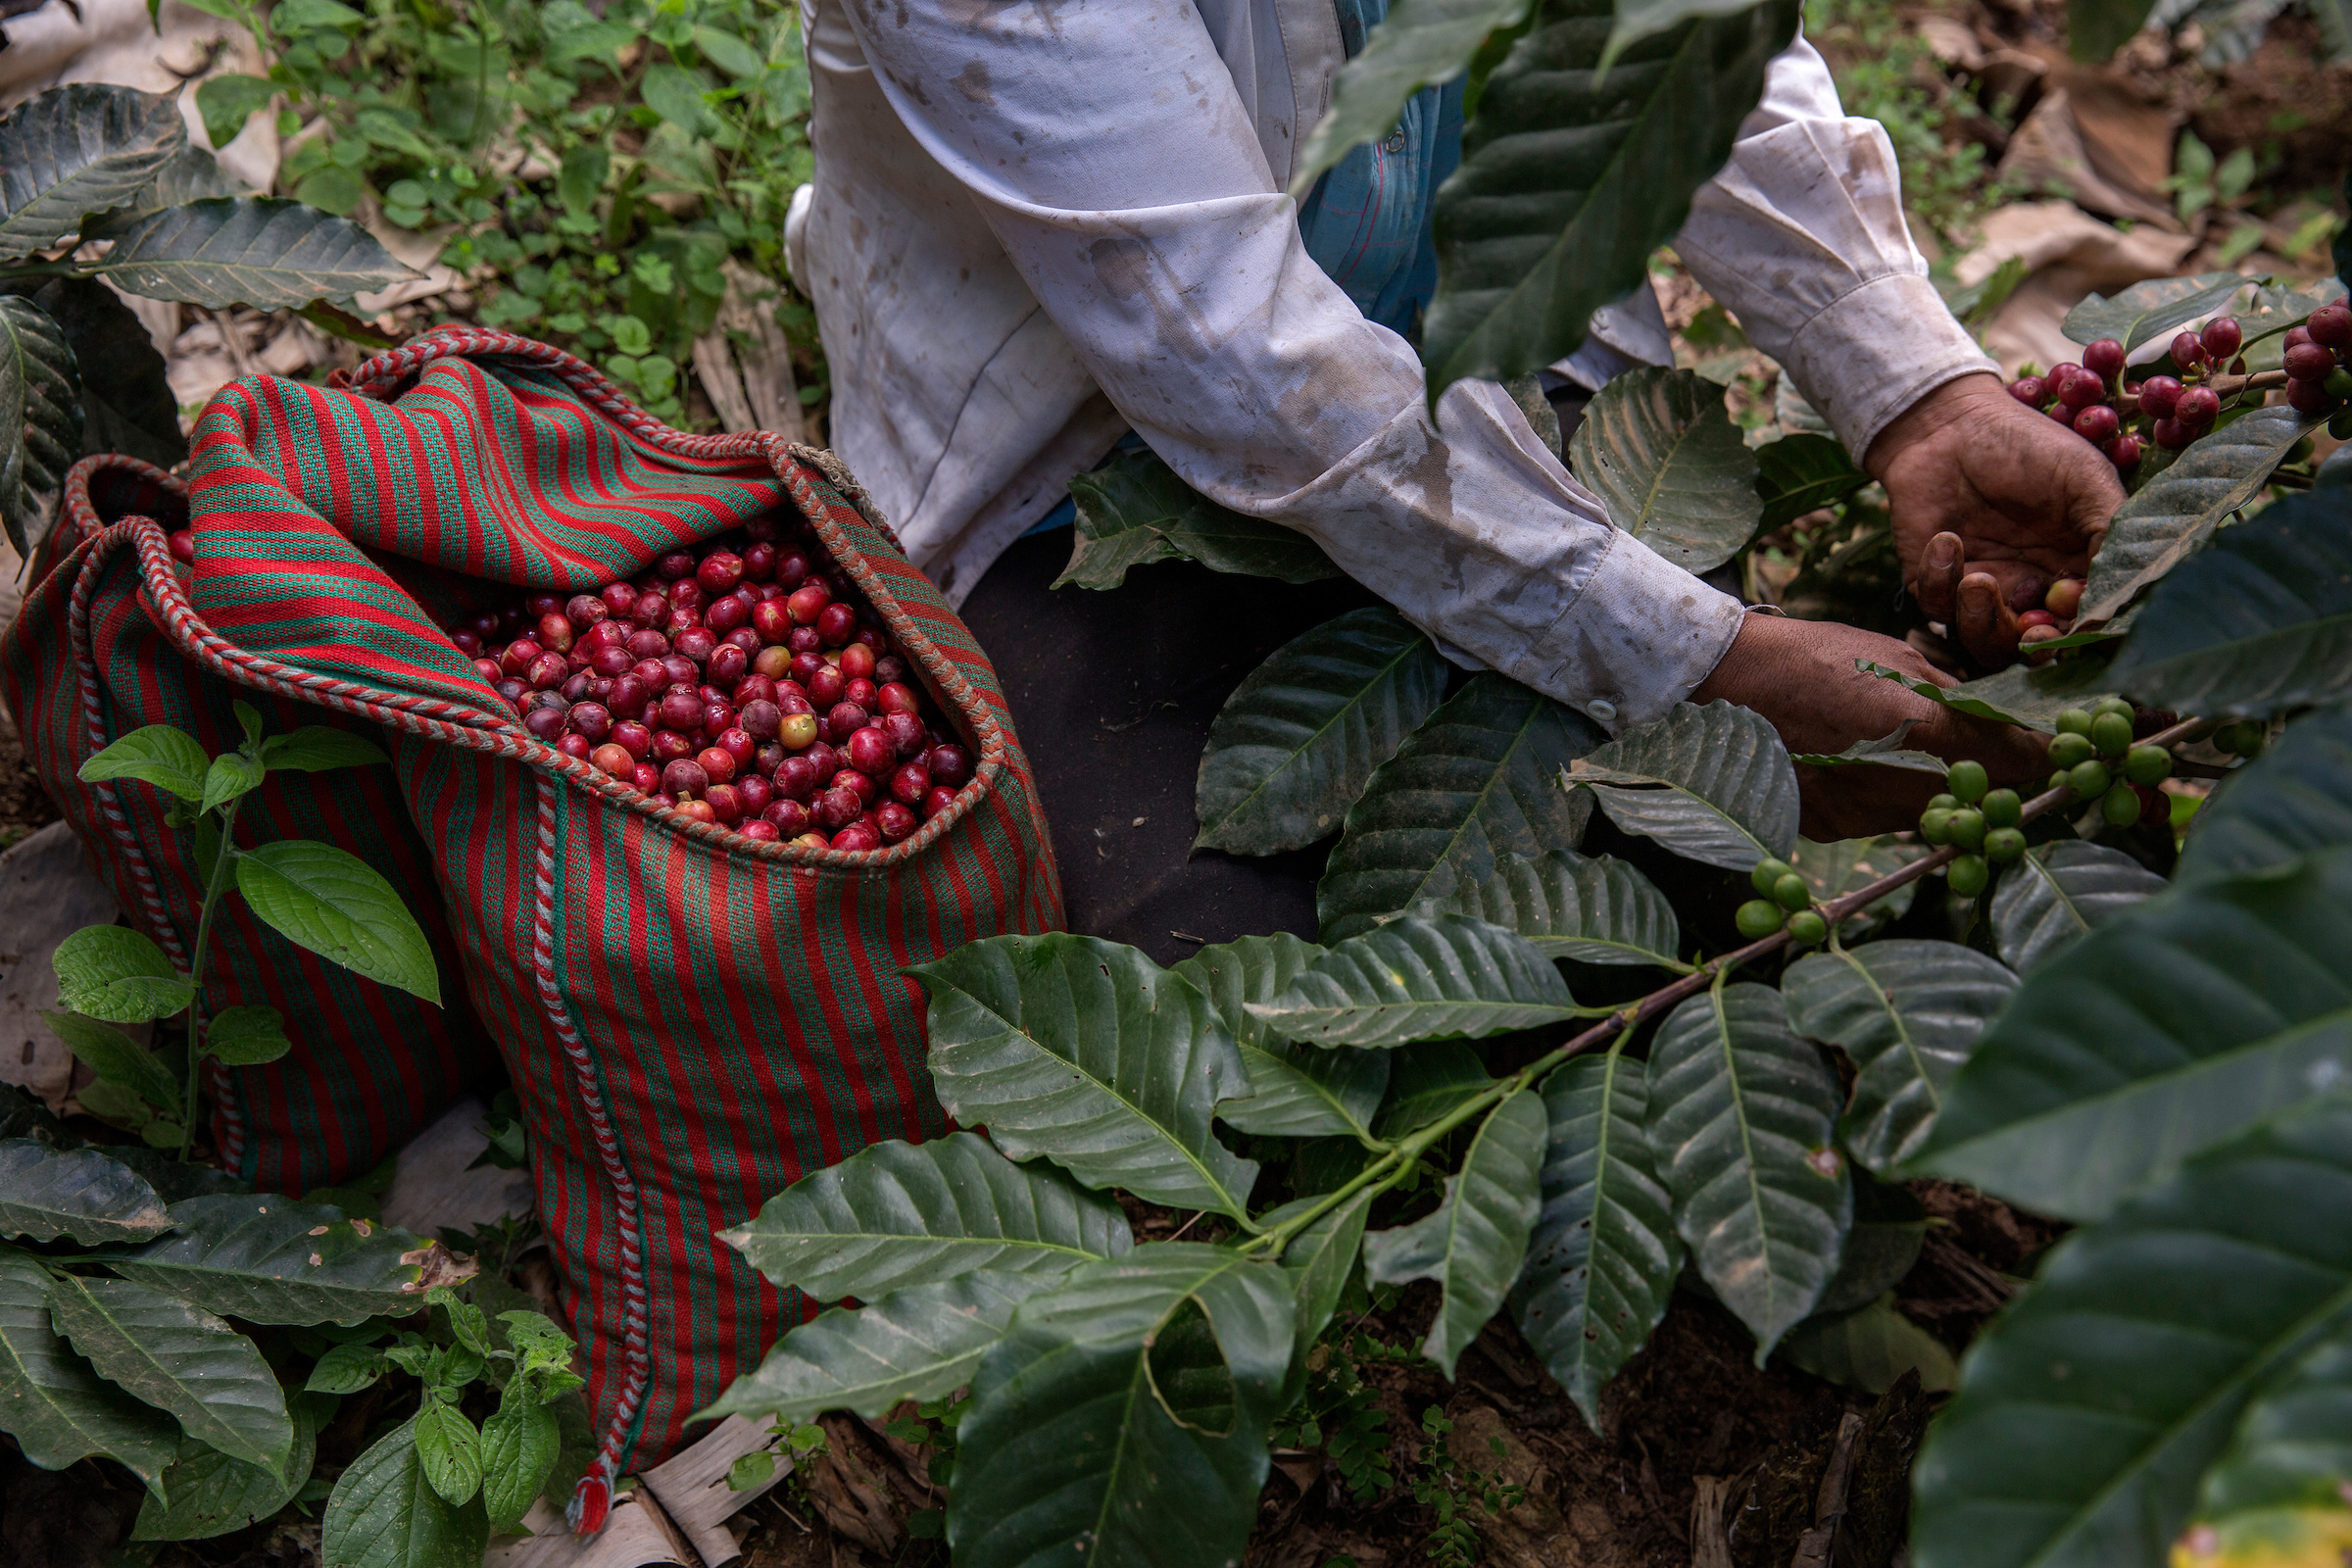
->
<box><xmin>2279</xmin><ymin>303</ymin><xmax>2352</xmax><ymax>419</ymax></box>
<box><xmin>2006</xmin><ymin>317</ymin><xmax>2255</xmax><ymax>474</ymax></box>
<box><xmin>437</xmin><ymin>522</ymin><xmax>973</xmax><ymax>854</ymax></box>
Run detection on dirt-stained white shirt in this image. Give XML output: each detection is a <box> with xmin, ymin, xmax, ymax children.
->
<box><xmin>787</xmin><ymin>0</ymin><xmax>1996</xmax><ymax>730</ymax></box>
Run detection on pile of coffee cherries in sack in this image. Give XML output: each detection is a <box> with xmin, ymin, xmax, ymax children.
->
<box><xmin>443</xmin><ymin>520</ymin><xmax>973</xmax><ymax>853</ymax></box>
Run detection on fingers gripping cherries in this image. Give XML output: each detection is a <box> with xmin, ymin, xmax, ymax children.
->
<box><xmin>443</xmin><ymin>522</ymin><xmax>972</xmax><ymax>853</ymax></box>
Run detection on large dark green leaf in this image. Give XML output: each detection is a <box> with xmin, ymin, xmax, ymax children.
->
<box><xmin>1363</xmin><ymin>1091</ymin><xmax>1544</xmax><ymax>1378</ymax></box>
<box><xmin>1754</xmin><ymin>431</ymin><xmax>1868</xmax><ymax>529</ymax></box>
<box><xmin>1195</xmin><ymin>608</ymin><xmax>1448</xmax><ymax>856</ymax></box>
<box><xmin>1911</xmin><ymin>1090</ymin><xmax>2352</xmax><ymax>1568</ymax></box>
<box><xmin>1567</xmin><ymin>367</ymin><xmax>1761</xmax><ymax>572</ymax></box>
<box><xmin>1857</xmin><ymin>657</ymin><xmax>2120</xmax><ymax>733</ymax></box>
<box><xmin>91</xmin><ymin>198</ymin><xmax>416</xmax><ymax>311</ymax></box>
<box><xmin>2108</xmin><ymin>490</ymin><xmax>2352</xmax><ymax>718</ymax></box>
<box><xmin>85</xmin><ymin>146</ymin><xmax>251</xmax><ymax>239</ymax></box>
<box><xmin>1509</xmin><ymin>1047</ymin><xmax>1681</xmax><ymax>1429</ymax></box>
<box><xmin>714</xmin><ymin>1132</ymin><xmax>1131</xmax><ymax>1301</ymax></box>
<box><xmin>911</xmin><ymin>935</ymin><xmax>1258</xmax><ymax>1217</ymax></box>
<box><xmin>0</xmin><ymin>85</ymin><xmax>185</xmax><ymax>260</ymax></box>
<box><xmin>1249</xmin><ymin>914</ymin><xmax>1579</xmax><ymax>1048</ymax></box>
<box><xmin>950</xmin><ymin>1246</ymin><xmax>1295</xmax><ymax>1568</ymax></box>
<box><xmin>1563</xmin><ymin>700</ymin><xmax>1798</xmax><ymax>869</ymax></box>
<box><xmin>1917</xmin><ymin>846</ymin><xmax>2352</xmax><ymax>1221</ymax></box>
<box><xmin>1054</xmin><ymin>448</ymin><xmax>1340</xmax><ymax>591</ymax></box>
<box><xmin>2178</xmin><ymin>703</ymin><xmax>2352</xmax><ymax>884</ymax></box>
<box><xmin>0</xmin><ymin>1248</ymin><xmax>177</xmax><ymax>1491</ymax></box>
<box><xmin>1317</xmin><ymin>674</ymin><xmax>1602</xmax><ymax>940</ymax></box>
<box><xmin>2194</xmin><ymin>1322</ymin><xmax>2352</xmax><ymax>1522</ymax></box>
<box><xmin>1</xmin><ymin>276</ymin><xmax>182</xmax><ymax>469</ymax></box>
<box><xmin>50</xmin><ymin>927</ymin><xmax>194</xmax><ymax>1028</ymax></box>
<box><xmin>1814</xmin><ymin>1173</ymin><xmax>1928</xmax><ymax>1315</ymax></box>
<box><xmin>234</xmin><ymin>840</ymin><xmax>441</xmax><ymax>1004</ymax></box>
<box><xmin>2079</xmin><ymin>407</ymin><xmax>2320</xmax><ymax>624</ymax></box>
<box><xmin>1174</xmin><ymin>935</ymin><xmax>1390</xmax><ymax>1141</ymax></box>
<box><xmin>1782</xmin><ymin>941</ymin><xmax>2018</xmax><ymax>1175</ymax></box>
<box><xmin>102</xmin><ymin>1195</ymin><xmax>434</xmax><ymax>1325</ymax></box>
<box><xmin>1645</xmin><ymin>981</ymin><xmax>1849</xmax><ymax>1358</ymax></box>
<box><xmin>2061</xmin><ymin>270</ymin><xmax>2242</xmax><ymax>352</ymax></box>
<box><xmin>1408</xmin><ymin>847</ymin><xmax>1684</xmax><ymax>967</ymax></box>
<box><xmin>0</xmin><ymin>1140</ymin><xmax>172</xmax><ymax>1245</ymax></box>
<box><xmin>133</xmin><ymin>1392</ymin><xmax>323</xmax><ymax>1542</ymax></box>
<box><xmin>478</xmin><ymin>1389</ymin><xmax>558</xmax><ymax>1537</ymax></box>
<box><xmin>1290</xmin><ymin>0</ymin><xmax>1531</xmax><ymax>192</ymax></box>
<box><xmin>1418</xmin><ymin>0</ymin><xmax>1801</xmax><ymax>395</ymax></box>
<box><xmin>47</xmin><ymin>1272</ymin><xmax>291</xmax><ymax>1469</ymax></box>
<box><xmin>700</xmin><ymin>1271</ymin><xmax>1054</xmax><ymax>1425</ymax></box>
<box><xmin>1987</xmin><ymin>840</ymin><xmax>2167</xmax><ymax>975</ymax></box>
<box><xmin>1376</xmin><ymin>1042</ymin><xmax>1497</xmax><ymax>1137</ymax></box>
<box><xmin>0</xmin><ymin>293</ymin><xmax>83</xmax><ymax>559</ymax></box>
<box><xmin>319</xmin><ymin>1418</ymin><xmax>489</xmax><ymax>1568</ymax></box>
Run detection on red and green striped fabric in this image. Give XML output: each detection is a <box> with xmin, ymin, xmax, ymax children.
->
<box><xmin>1</xmin><ymin>329</ymin><xmax>1063</xmax><ymax>1507</ymax></box>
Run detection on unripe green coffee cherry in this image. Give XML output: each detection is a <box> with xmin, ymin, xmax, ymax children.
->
<box><xmin>2328</xmin><ymin>368</ymin><xmax>2352</xmax><ymax>400</ymax></box>
<box><xmin>1750</xmin><ymin>858</ymin><xmax>1794</xmax><ymax>896</ymax></box>
<box><xmin>2069</xmin><ymin>759</ymin><xmax>2112</xmax><ymax>798</ymax></box>
<box><xmin>1736</xmin><ymin>900</ymin><xmax>1785</xmax><ymax>940</ymax></box>
<box><xmin>1919</xmin><ymin>808</ymin><xmax>1955</xmax><ymax>846</ymax></box>
<box><xmin>1948</xmin><ymin>760</ymin><xmax>1989</xmax><ymax>805</ymax></box>
<box><xmin>2093</xmin><ymin>697</ymin><xmax>2134</xmax><ymax>720</ymax></box>
<box><xmin>2055</xmin><ymin>708</ymin><xmax>2093</xmax><ymax>737</ymax></box>
<box><xmin>1927</xmin><ymin>794</ymin><xmax>1959</xmax><ymax>813</ymax></box>
<box><xmin>2124</xmin><ymin>744</ymin><xmax>2172</xmax><ymax>786</ymax></box>
<box><xmin>1947</xmin><ymin>854</ymin><xmax>1989</xmax><ymax>898</ymax></box>
<box><xmin>1984</xmin><ymin>826</ymin><xmax>2027</xmax><ymax>863</ymax></box>
<box><xmin>2050</xmin><ymin>732</ymin><xmax>2097</xmax><ymax>769</ymax></box>
<box><xmin>2102</xmin><ymin>781</ymin><xmax>2141</xmax><ymax>827</ymax></box>
<box><xmin>1948</xmin><ymin>808</ymin><xmax>1985</xmax><ymax>852</ymax></box>
<box><xmin>2216</xmin><ymin>720</ymin><xmax>2265</xmax><ymax>758</ymax></box>
<box><xmin>2049</xmin><ymin>768</ymin><xmax>2073</xmax><ymax>797</ymax></box>
<box><xmin>2334</xmin><ymin>408</ymin><xmax>2352</xmax><ymax>440</ymax></box>
<box><xmin>2090</xmin><ymin>711</ymin><xmax>2134</xmax><ymax>758</ymax></box>
<box><xmin>1772</xmin><ymin>872</ymin><xmax>1813</xmax><ymax>912</ymax></box>
<box><xmin>1785</xmin><ymin>909</ymin><xmax>1829</xmax><ymax>946</ymax></box>
<box><xmin>1982</xmin><ymin>788</ymin><xmax>2022</xmax><ymax>828</ymax></box>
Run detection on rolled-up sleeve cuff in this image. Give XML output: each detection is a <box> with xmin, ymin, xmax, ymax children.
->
<box><xmin>1520</xmin><ymin>530</ymin><xmax>1747</xmax><ymax>732</ymax></box>
<box><xmin>1783</xmin><ymin>271</ymin><xmax>1999</xmax><ymax>460</ymax></box>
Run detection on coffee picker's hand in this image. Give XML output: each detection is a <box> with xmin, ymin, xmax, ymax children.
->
<box><xmin>1867</xmin><ymin>374</ymin><xmax>2124</xmax><ymax>666</ymax></box>
<box><xmin>1690</xmin><ymin>612</ymin><xmax>2047</xmax><ymax>841</ymax></box>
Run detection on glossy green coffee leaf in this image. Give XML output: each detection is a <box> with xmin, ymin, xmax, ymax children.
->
<box><xmin>133</xmin><ymin>1392</ymin><xmax>323</xmax><ymax>1542</ymax></box>
<box><xmin>1813</xmin><ymin>1174</ymin><xmax>1928</xmax><ymax>1316</ymax></box>
<box><xmin>2179</xmin><ymin>704</ymin><xmax>2352</xmax><ymax>883</ymax></box>
<box><xmin>0</xmin><ymin>1248</ymin><xmax>177</xmax><ymax>1491</ymax></box>
<box><xmin>1646</xmin><ymin>981</ymin><xmax>1849</xmax><ymax>1358</ymax></box>
<box><xmin>0</xmin><ymin>294</ymin><xmax>83</xmax><ymax>558</ymax></box>
<box><xmin>699</xmin><ymin>1270</ymin><xmax>1053</xmax><ymax>1425</ymax></box>
<box><xmin>203</xmin><ymin>1004</ymin><xmax>291</xmax><ymax>1067</ymax></box>
<box><xmin>92</xmin><ymin>197</ymin><xmax>415</xmax><ymax>311</ymax></box>
<box><xmin>1363</xmin><ymin>1091</ymin><xmax>1544</xmax><ymax>1378</ymax></box>
<box><xmin>478</xmin><ymin>1389</ymin><xmax>560</xmax><ymax>1536</ymax></box>
<box><xmin>1911</xmin><ymin>1091</ymin><xmax>2352</xmax><ymax>1568</ymax></box>
<box><xmin>1419</xmin><ymin>0</ymin><xmax>1800</xmax><ymax>395</ymax></box>
<box><xmin>105</xmin><ymin>1195</ymin><xmax>432</xmax><ymax>1325</ymax></box>
<box><xmin>1407</xmin><ymin>848</ymin><xmax>1685</xmax><ymax>968</ymax></box>
<box><xmin>1509</xmin><ymin>1048</ymin><xmax>1681</xmax><ymax>1429</ymax></box>
<box><xmin>1564</xmin><ymin>700</ymin><xmax>1798</xmax><ymax>869</ymax></box>
<box><xmin>715</xmin><ymin>1131</ymin><xmax>1131</xmax><ymax>1301</ymax></box>
<box><xmin>261</xmin><ymin>726</ymin><xmax>392</xmax><ymax>773</ymax></box>
<box><xmin>2195</xmin><ymin>1324</ymin><xmax>2352</xmax><ymax>1522</ymax></box>
<box><xmin>1782</xmin><ymin>940</ymin><xmax>2018</xmax><ymax>1174</ymax></box>
<box><xmin>1778</xmin><ymin>1296</ymin><xmax>1955</xmax><ymax>1396</ymax></box>
<box><xmin>2109</xmin><ymin>491</ymin><xmax>2352</xmax><ymax>719</ymax></box>
<box><xmin>1249</xmin><ymin>914</ymin><xmax>1579</xmax><ymax>1048</ymax></box>
<box><xmin>1755</xmin><ymin>431</ymin><xmax>1869</xmax><ymax>529</ymax></box>
<box><xmin>912</xmin><ymin>935</ymin><xmax>1258</xmax><ymax>1217</ymax></box>
<box><xmin>47</xmin><ymin>1271</ymin><xmax>291</xmax><ymax>1469</ymax></box>
<box><xmin>1318</xmin><ymin>674</ymin><xmax>1602</xmax><ymax>939</ymax></box>
<box><xmin>320</xmin><ymin>1417</ymin><xmax>489</xmax><ymax>1568</ymax></box>
<box><xmin>2080</xmin><ymin>407</ymin><xmax>2321</xmax><ymax>624</ymax></box>
<box><xmin>50</xmin><ymin>927</ymin><xmax>194</xmax><ymax>1027</ymax></box>
<box><xmin>1278</xmin><ymin>1192</ymin><xmax>1373</xmax><ymax>1406</ymax></box>
<box><xmin>1289</xmin><ymin>0</ymin><xmax>1532</xmax><ymax>195</ymax></box>
<box><xmin>1376</xmin><ymin>1043</ymin><xmax>1496</xmax><ymax>1137</ymax></box>
<box><xmin>1055</xmin><ymin>448</ymin><xmax>1339</xmax><ymax>591</ymax></box>
<box><xmin>1790</xmin><ymin>718</ymin><xmax>1949</xmax><ymax>775</ymax></box>
<box><xmin>1856</xmin><ymin>658</ymin><xmax>2118</xmax><ymax>733</ymax></box>
<box><xmin>5</xmin><ymin>273</ymin><xmax>181</xmax><ymax>470</ymax></box>
<box><xmin>1175</xmin><ymin>935</ymin><xmax>1389</xmax><ymax>1140</ymax></box>
<box><xmin>1919</xmin><ymin>847</ymin><xmax>2352</xmax><ymax>1221</ymax></box>
<box><xmin>950</xmin><ymin>1246</ymin><xmax>1296</xmax><ymax>1568</ymax></box>
<box><xmin>1988</xmin><ymin>840</ymin><xmax>2167</xmax><ymax>975</ymax></box>
<box><xmin>2061</xmin><ymin>270</ymin><xmax>2240</xmax><ymax>351</ymax></box>
<box><xmin>234</xmin><ymin>839</ymin><xmax>441</xmax><ymax>1004</ymax></box>
<box><xmin>1195</xmin><ymin>607</ymin><xmax>1448</xmax><ymax>855</ymax></box>
<box><xmin>47</xmin><ymin>1006</ymin><xmax>182</xmax><ymax>1116</ymax></box>
<box><xmin>76</xmin><ymin>726</ymin><xmax>208</xmax><ymax>804</ymax></box>
<box><xmin>1568</xmin><ymin>367</ymin><xmax>1761</xmax><ymax>572</ymax></box>
<box><xmin>0</xmin><ymin>85</ymin><xmax>185</xmax><ymax>260</ymax></box>
<box><xmin>0</xmin><ymin>1140</ymin><xmax>172</xmax><ymax>1245</ymax></box>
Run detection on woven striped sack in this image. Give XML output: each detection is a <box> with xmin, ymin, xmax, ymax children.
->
<box><xmin>4</xmin><ymin>457</ymin><xmax>492</xmax><ymax>1193</ymax></box>
<box><xmin>7</xmin><ymin>328</ymin><xmax>1064</xmax><ymax>1515</ymax></box>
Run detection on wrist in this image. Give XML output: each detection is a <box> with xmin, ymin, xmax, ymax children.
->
<box><xmin>1863</xmin><ymin>371</ymin><xmax>2009</xmax><ymax>481</ymax></box>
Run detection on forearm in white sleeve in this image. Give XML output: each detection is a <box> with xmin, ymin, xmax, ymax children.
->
<box><xmin>830</xmin><ymin>0</ymin><xmax>1743</xmax><ymax>728</ymax></box>
<box><xmin>1676</xmin><ymin>33</ymin><xmax>1999</xmax><ymax>462</ymax></box>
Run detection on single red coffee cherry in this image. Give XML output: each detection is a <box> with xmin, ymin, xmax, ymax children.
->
<box><xmin>2201</xmin><ymin>316</ymin><xmax>2242</xmax><ymax>361</ymax></box>
<box><xmin>777</xmin><ymin>711</ymin><xmax>820</xmax><ymax>751</ymax></box>
<box><xmin>2008</xmin><ymin>376</ymin><xmax>2047</xmax><ymax>407</ymax></box>
<box><xmin>807</xmin><ymin>666</ymin><xmax>846</xmax><ymax>707</ymax></box>
<box><xmin>662</xmin><ymin>759</ymin><xmax>710</xmax><ymax>798</ymax></box>
<box><xmin>2287</xmin><ymin>376</ymin><xmax>2337</xmax><ymax>415</ymax></box>
<box><xmin>705</xmin><ymin>594</ymin><xmax>749</xmax><ymax>635</ymax></box>
<box><xmin>826</xmin><ymin>701</ymin><xmax>870</xmax><ymax>743</ymax></box>
<box><xmin>738</xmin><ymin>818</ymin><xmax>780</xmax><ymax>843</ymax></box>
<box><xmin>763</xmin><ymin>798</ymin><xmax>811</xmax><ymax>836</ymax></box>
<box><xmin>775</xmin><ymin>755</ymin><xmax>822</xmax><ymax>801</ymax></box>
<box><xmin>704</xmin><ymin>783</ymin><xmax>744</xmax><ymax>824</ymax></box>
<box><xmin>831</xmin><ymin>821</ymin><xmax>881</xmax><ymax>853</ymax></box>
<box><xmin>650</xmin><ymin>728</ymin><xmax>694</xmax><ymax>763</ymax></box>
<box><xmin>752</xmin><ymin>598</ymin><xmax>794</xmax><ymax>642</ymax></box>
<box><xmin>2171</xmin><ymin>331</ymin><xmax>2209</xmax><ymax>370</ymax></box>
<box><xmin>2019</xmin><ymin>608</ymin><xmax>2058</xmax><ymax>629</ymax></box>
<box><xmin>625</xmin><ymin>628</ymin><xmax>670</xmax><ymax>662</ymax></box>
<box><xmin>716</xmin><ymin>729</ymin><xmax>756</xmax><ymax>768</ymax></box>
<box><xmin>2056</xmin><ymin>371</ymin><xmax>2104</xmax><ymax>412</ymax></box>
<box><xmin>2152</xmin><ymin>416</ymin><xmax>2190</xmax><ymax>449</ymax></box>
<box><xmin>565</xmin><ymin>594</ymin><xmax>610</xmax><ymax>627</ymax></box>
<box><xmin>2082</xmin><ymin>338</ymin><xmax>2127</xmax><ymax>381</ymax></box>
<box><xmin>787</xmin><ymin>583</ymin><xmax>832</xmax><ymax>625</ymax></box>
<box><xmin>589</xmin><ymin>643</ymin><xmax>634</xmax><ymax>678</ymax></box>
<box><xmin>536</xmin><ymin>613</ymin><xmax>575</xmax><ymax>654</ymax></box>
<box><xmin>700</xmin><ymin>702</ymin><xmax>738</xmax><ymax>737</ymax></box>
<box><xmin>890</xmin><ymin>762</ymin><xmax>932</xmax><ymax>806</ymax></box>
<box><xmin>697</xmin><ymin>746</ymin><xmax>738</xmax><ymax>785</ymax></box>
<box><xmin>611</xmin><ymin>719</ymin><xmax>653</xmax><ymax>759</ymax></box>
<box><xmin>827</xmin><ymin>768</ymin><xmax>874</xmax><ymax>808</ymax></box>
<box><xmin>838</xmin><ymin>642</ymin><xmax>877</xmax><ymax>681</ymax></box>
<box><xmin>804</xmin><ymin>741</ymin><xmax>840</xmax><ymax>779</ymax></box>
<box><xmin>773</xmin><ymin>549</ymin><xmax>811</xmax><ymax>590</ymax></box>
<box><xmin>658</xmin><ymin>688</ymin><xmax>703</xmax><ymax>731</ymax></box>
<box><xmin>527</xmin><ymin>653</ymin><xmax>570</xmax><ymax>691</ymax></box>
<box><xmin>602</xmin><ymin>581</ymin><xmax>639</xmax><ymax>614</ymax></box>
<box><xmin>881</xmin><ymin>710</ymin><xmax>928</xmax><ymax>758</ymax></box>
<box><xmin>816</xmin><ymin>787</ymin><xmax>862</xmax><ymax>830</ymax></box>
<box><xmin>2044</xmin><ymin>578</ymin><xmax>2085</xmax><ymax>618</ymax></box>
<box><xmin>739</xmin><ymin>699</ymin><xmax>781</xmax><ymax>739</ymax></box>
<box><xmin>2308</xmin><ymin>306</ymin><xmax>2352</xmax><ymax>351</ymax></box>
<box><xmin>525</xmin><ymin>591</ymin><xmax>564</xmax><ymax>619</ymax></box>
<box><xmin>556</xmin><ymin>733</ymin><xmax>593</xmax><ymax>760</ymax></box>
<box><xmin>922</xmin><ymin>785</ymin><xmax>957</xmax><ymax>819</ymax></box>
<box><xmin>472</xmin><ymin>658</ymin><xmax>503</xmax><ymax>685</ymax></box>
<box><xmin>877</xmin><ymin>802</ymin><xmax>917</xmax><ymax>842</ymax></box>
<box><xmin>629</xmin><ymin>592</ymin><xmax>668</xmax><ymax>628</ymax></box>
<box><xmin>592</xmin><ymin>742</ymin><xmax>635</xmax><ymax>778</ymax></box>
<box><xmin>814</xmin><ymin>602</ymin><xmax>856</xmax><ymax>649</ymax></box>
<box><xmin>2105</xmin><ymin>433</ymin><xmax>2144</xmax><ymax>472</ymax></box>
<box><xmin>2074</xmin><ymin>404</ymin><xmax>2121</xmax><ymax>443</ymax></box>
<box><xmin>676</xmin><ymin>799</ymin><xmax>716</xmax><ymax>825</ymax></box>
<box><xmin>499</xmin><ymin>637</ymin><xmax>543</xmax><ymax>677</ymax></box>
<box><xmin>522</xmin><ymin>706</ymin><xmax>568</xmax><ymax>742</ymax></box>
<box><xmin>741</xmin><ymin>542</ymin><xmax>777</xmax><ymax>581</ymax></box>
<box><xmin>698</xmin><ymin>552</ymin><xmax>745</xmax><ymax>595</ymax></box>
<box><xmin>2176</xmin><ymin>385</ymin><xmax>2221</xmax><ymax>428</ymax></box>
<box><xmin>787</xmin><ymin>625</ymin><xmax>824</xmax><ymax>656</ymax></box>
<box><xmin>2285</xmin><ymin>342</ymin><xmax>2337</xmax><ymax>382</ymax></box>
<box><xmin>673</xmin><ymin>626</ymin><xmax>716</xmax><ymax>664</ymax></box>
<box><xmin>847</xmin><ymin>725</ymin><xmax>896</xmax><ymax>775</ymax></box>
<box><xmin>561</xmin><ymin>671</ymin><xmax>592</xmax><ymax>703</ymax></box>
<box><xmin>926</xmin><ymin>744</ymin><xmax>974</xmax><ymax>787</ymax></box>
<box><xmin>874</xmin><ymin>655</ymin><xmax>906</xmax><ymax>684</ymax></box>
<box><xmin>736</xmin><ymin>773</ymin><xmax>773</xmax><ymax>814</ymax></box>
<box><xmin>657</xmin><ymin>551</ymin><xmax>696</xmax><ymax>581</ymax></box>
<box><xmin>568</xmin><ymin>702</ymin><xmax>613</xmax><ymax>741</ymax></box>
<box><xmin>633</xmin><ymin>761</ymin><xmax>662</xmax><ymax>792</ymax></box>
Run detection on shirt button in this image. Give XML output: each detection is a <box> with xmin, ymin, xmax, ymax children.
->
<box><xmin>1384</xmin><ymin>131</ymin><xmax>1407</xmax><ymax>154</ymax></box>
<box><xmin>1589</xmin><ymin>699</ymin><xmax>1618</xmax><ymax>723</ymax></box>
